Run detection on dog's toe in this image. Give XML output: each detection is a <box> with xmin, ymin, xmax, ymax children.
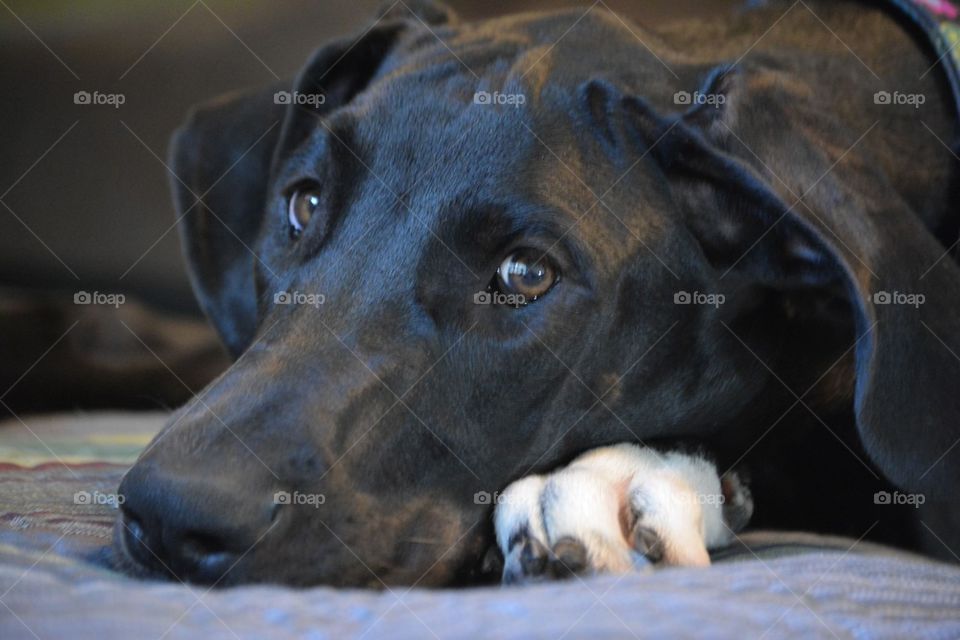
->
<box><xmin>501</xmin><ymin>533</ymin><xmax>550</xmax><ymax>585</ymax></box>
<box><xmin>630</xmin><ymin>522</ymin><xmax>665</xmax><ymax>563</ymax></box>
<box><xmin>548</xmin><ymin>536</ymin><xmax>589</xmax><ymax>578</ymax></box>
<box><xmin>519</xmin><ymin>535</ymin><xmax>549</xmax><ymax>577</ymax></box>
<box><xmin>494</xmin><ymin>474</ymin><xmax>553</xmax><ymax>585</ymax></box>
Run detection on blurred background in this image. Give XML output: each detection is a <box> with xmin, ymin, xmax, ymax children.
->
<box><xmin>0</xmin><ymin>0</ymin><xmax>739</xmax><ymax>411</ymax></box>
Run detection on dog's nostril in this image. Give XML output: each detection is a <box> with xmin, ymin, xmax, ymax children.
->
<box><xmin>179</xmin><ymin>532</ymin><xmax>238</xmax><ymax>579</ymax></box>
<box><xmin>120</xmin><ymin>506</ymin><xmax>162</xmax><ymax>571</ymax></box>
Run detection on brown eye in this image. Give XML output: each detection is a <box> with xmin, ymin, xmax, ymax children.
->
<box><xmin>497</xmin><ymin>249</ymin><xmax>559</xmax><ymax>302</ymax></box>
<box><xmin>287</xmin><ymin>185</ymin><xmax>322</xmax><ymax>239</ymax></box>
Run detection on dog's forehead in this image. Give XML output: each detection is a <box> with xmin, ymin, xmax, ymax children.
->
<box><xmin>353</xmin><ymin>11</ymin><xmax>677</xmax><ymax>179</ymax></box>
<box><xmin>382</xmin><ymin>9</ymin><xmax>655</xmax><ymax>78</ymax></box>
<box><xmin>391</xmin><ymin>9</ymin><xmax>677</xmax><ymax>93</ymax></box>
<box><xmin>281</xmin><ymin>9</ymin><xmax>686</xmax><ymax>271</ymax></box>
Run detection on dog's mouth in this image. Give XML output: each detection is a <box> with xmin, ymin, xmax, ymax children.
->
<box><xmin>112</xmin><ymin>456</ymin><xmax>502</xmax><ymax>588</ymax></box>
<box><xmin>111</xmin><ymin>517</ymin><xmax>500</xmax><ymax>588</ymax></box>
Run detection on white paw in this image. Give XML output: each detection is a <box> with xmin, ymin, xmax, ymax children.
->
<box><xmin>494</xmin><ymin>444</ymin><xmax>753</xmax><ymax>585</ymax></box>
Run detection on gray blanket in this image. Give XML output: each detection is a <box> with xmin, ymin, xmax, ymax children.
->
<box><xmin>3</xmin><ymin>541</ymin><xmax>960</xmax><ymax>639</ymax></box>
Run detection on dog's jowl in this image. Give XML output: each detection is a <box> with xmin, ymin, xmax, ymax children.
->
<box><xmin>115</xmin><ymin>0</ymin><xmax>960</xmax><ymax>586</ymax></box>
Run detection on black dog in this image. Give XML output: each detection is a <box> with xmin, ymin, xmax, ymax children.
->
<box><xmin>116</xmin><ymin>0</ymin><xmax>960</xmax><ymax>587</ymax></box>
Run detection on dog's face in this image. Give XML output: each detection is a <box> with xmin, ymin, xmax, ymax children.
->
<box><xmin>116</xmin><ymin>2</ymin><xmax>960</xmax><ymax>587</ymax></box>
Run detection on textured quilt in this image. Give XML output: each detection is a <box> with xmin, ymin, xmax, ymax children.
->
<box><xmin>1</xmin><ymin>412</ymin><xmax>959</xmax><ymax>639</ymax></box>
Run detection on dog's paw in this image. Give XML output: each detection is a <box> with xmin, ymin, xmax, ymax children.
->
<box><xmin>494</xmin><ymin>444</ymin><xmax>750</xmax><ymax>585</ymax></box>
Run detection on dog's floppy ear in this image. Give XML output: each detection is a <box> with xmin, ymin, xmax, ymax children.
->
<box><xmin>170</xmin><ymin>87</ymin><xmax>284</xmax><ymax>358</ymax></box>
<box><xmin>274</xmin><ymin>0</ymin><xmax>452</xmax><ymax>154</ymax></box>
<box><xmin>170</xmin><ymin>22</ymin><xmax>408</xmax><ymax>357</ymax></box>
<box><xmin>378</xmin><ymin>0</ymin><xmax>457</xmax><ymax>26</ymax></box>
<box><xmin>272</xmin><ymin>22</ymin><xmax>406</xmax><ymax>160</ymax></box>
<box><xmin>607</xmin><ymin>70</ymin><xmax>960</xmax><ymax>496</ymax></box>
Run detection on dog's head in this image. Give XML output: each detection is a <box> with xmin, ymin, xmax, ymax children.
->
<box><xmin>116</xmin><ymin>2</ymin><xmax>960</xmax><ymax>586</ymax></box>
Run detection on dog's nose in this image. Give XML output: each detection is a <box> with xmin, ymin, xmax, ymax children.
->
<box><xmin>117</xmin><ymin>464</ymin><xmax>274</xmax><ymax>583</ymax></box>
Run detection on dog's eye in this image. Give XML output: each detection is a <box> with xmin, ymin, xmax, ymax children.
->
<box><xmin>496</xmin><ymin>249</ymin><xmax>559</xmax><ymax>302</ymax></box>
<box><xmin>287</xmin><ymin>185</ymin><xmax>322</xmax><ymax>239</ymax></box>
